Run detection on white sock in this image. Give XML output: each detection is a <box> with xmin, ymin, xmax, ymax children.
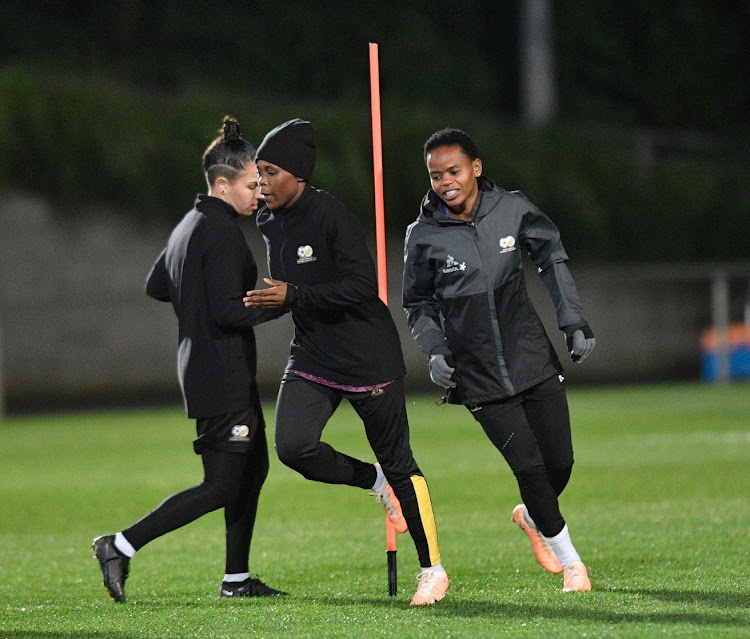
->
<box><xmin>541</xmin><ymin>525</ymin><xmax>581</xmax><ymax>567</ymax></box>
<box><xmin>522</xmin><ymin>507</ymin><xmax>538</xmax><ymax>530</ymax></box>
<box><xmin>421</xmin><ymin>563</ymin><xmax>446</xmax><ymax>574</ymax></box>
<box><xmin>223</xmin><ymin>572</ymin><xmax>250</xmax><ymax>583</ymax></box>
<box><xmin>114</xmin><ymin>532</ymin><xmax>136</xmax><ymax>558</ymax></box>
<box><xmin>372</xmin><ymin>463</ymin><xmax>386</xmax><ymax>492</ymax></box>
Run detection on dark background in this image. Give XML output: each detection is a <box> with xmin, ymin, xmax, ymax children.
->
<box><xmin>1</xmin><ymin>1</ymin><xmax>749</xmax><ymax>414</ymax></box>
<box><xmin>1</xmin><ymin>0</ymin><xmax>749</xmax><ymax>263</ymax></box>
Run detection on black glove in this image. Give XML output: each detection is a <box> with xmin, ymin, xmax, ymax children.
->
<box><xmin>565</xmin><ymin>324</ymin><xmax>595</xmax><ymax>363</ymax></box>
<box><xmin>428</xmin><ymin>347</ymin><xmax>456</xmax><ymax>388</ymax></box>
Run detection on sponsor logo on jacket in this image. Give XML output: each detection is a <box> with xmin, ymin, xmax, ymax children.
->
<box><xmin>499</xmin><ymin>236</ymin><xmax>516</xmax><ymax>253</ymax></box>
<box><xmin>442</xmin><ymin>254</ymin><xmax>466</xmax><ymax>274</ymax></box>
<box><xmin>297</xmin><ymin>245</ymin><xmax>317</xmax><ymax>264</ymax></box>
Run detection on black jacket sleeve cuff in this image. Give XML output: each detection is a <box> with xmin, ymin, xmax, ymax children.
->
<box><xmin>429</xmin><ymin>344</ymin><xmax>453</xmax><ymax>358</ymax></box>
<box><xmin>284</xmin><ymin>283</ymin><xmax>298</xmax><ymax>308</ymax></box>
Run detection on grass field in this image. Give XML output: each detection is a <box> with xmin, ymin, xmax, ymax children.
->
<box><xmin>1</xmin><ymin>382</ymin><xmax>749</xmax><ymax>638</ymax></box>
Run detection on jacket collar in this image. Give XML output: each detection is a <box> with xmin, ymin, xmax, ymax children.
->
<box><xmin>195</xmin><ymin>194</ymin><xmax>239</xmax><ymax>219</ymax></box>
<box><xmin>418</xmin><ymin>176</ymin><xmax>501</xmax><ymax>226</ymax></box>
<box><xmin>282</xmin><ymin>183</ymin><xmax>314</xmax><ymax>216</ymax></box>
<box><xmin>256</xmin><ymin>184</ymin><xmax>314</xmax><ymax>226</ymax></box>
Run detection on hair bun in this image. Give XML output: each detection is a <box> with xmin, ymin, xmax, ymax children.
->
<box><xmin>222</xmin><ymin>116</ymin><xmax>242</xmax><ymax>141</ymax></box>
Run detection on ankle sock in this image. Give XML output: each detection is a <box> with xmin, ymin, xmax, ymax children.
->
<box><xmin>541</xmin><ymin>525</ymin><xmax>581</xmax><ymax>566</ymax></box>
<box><xmin>223</xmin><ymin>572</ymin><xmax>250</xmax><ymax>583</ymax></box>
<box><xmin>420</xmin><ymin>563</ymin><xmax>446</xmax><ymax>574</ymax></box>
<box><xmin>522</xmin><ymin>507</ymin><xmax>538</xmax><ymax>530</ymax></box>
<box><xmin>114</xmin><ymin>532</ymin><xmax>136</xmax><ymax>558</ymax></box>
<box><xmin>372</xmin><ymin>463</ymin><xmax>386</xmax><ymax>492</ymax></box>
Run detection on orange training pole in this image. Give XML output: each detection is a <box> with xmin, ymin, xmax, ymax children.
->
<box><xmin>369</xmin><ymin>42</ymin><xmax>388</xmax><ymax>306</ymax></box>
<box><xmin>386</xmin><ymin>515</ymin><xmax>397</xmax><ymax>596</ymax></box>
<box><xmin>370</xmin><ymin>42</ymin><xmax>397</xmax><ymax>596</ymax></box>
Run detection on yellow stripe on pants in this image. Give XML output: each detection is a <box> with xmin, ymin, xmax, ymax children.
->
<box><xmin>410</xmin><ymin>475</ymin><xmax>441</xmax><ymax>566</ymax></box>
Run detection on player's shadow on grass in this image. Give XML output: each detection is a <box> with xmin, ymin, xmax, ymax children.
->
<box><xmin>605</xmin><ymin>586</ymin><xmax>750</xmax><ymax>610</ymax></box>
<box><xmin>313</xmin><ymin>594</ymin><xmax>748</xmax><ymax>628</ymax></box>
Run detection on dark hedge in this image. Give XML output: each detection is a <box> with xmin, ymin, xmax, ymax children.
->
<box><xmin>1</xmin><ymin>64</ymin><xmax>748</xmax><ymax>262</ymax></box>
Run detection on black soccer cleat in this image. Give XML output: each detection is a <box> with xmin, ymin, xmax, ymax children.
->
<box><xmin>219</xmin><ymin>577</ymin><xmax>288</xmax><ymax>598</ymax></box>
<box><xmin>92</xmin><ymin>534</ymin><xmax>130</xmax><ymax>603</ymax></box>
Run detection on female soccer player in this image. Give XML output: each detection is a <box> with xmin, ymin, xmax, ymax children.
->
<box><xmin>92</xmin><ymin>117</ymin><xmax>285</xmax><ymax>602</ymax></box>
<box><xmin>402</xmin><ymin>128</ymin><xmax>596</xmax><ymax>592</ymax></box>
<box><xmin>244</xmin><ymin>119</ymin><xmax>449</xmax><ymax>606</ymax></box>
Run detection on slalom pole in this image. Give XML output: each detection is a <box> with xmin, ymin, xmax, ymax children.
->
<box><xmin>386</xmin><ymin>516</ymin><xmax>398</xmax><ymax>596</ymax></box>
<box><xmin>369</xmin><ymin>42</ymin><xmax>388</xmax><ymax>306</ymax></box>
<box><xmin>369</xmin><ymin>41</ymin><xmax>397</xmax><ymax>596</ymax></box>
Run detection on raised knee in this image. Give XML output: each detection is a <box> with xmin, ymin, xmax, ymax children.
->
<box><xmin>275</xmin><ymin>442</ymin><xmax>309</xmax><ymax>472</ymax></box>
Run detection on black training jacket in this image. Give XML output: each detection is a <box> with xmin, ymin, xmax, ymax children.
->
<box><xmin>146</xmin><ymin>195</ymin><xmax>283</xmax><ymax>418</ymax></box>
<box><xmin>256</xmin><ymin>185</ymin><xmax>406</xmax><ymax>386</ymax></box>
<box><xmin>403</xmin><ymin>177</ymin><xmax>590</xmax><ymax>405</ymax></box>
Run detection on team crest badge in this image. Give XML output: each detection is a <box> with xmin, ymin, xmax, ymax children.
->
<box><xmin>499</xmin><ymin>236</ymin><xmax>516</xmax><ymax>253</ymax></box>
<box><xmin>230</xmin><ymin>425</ymin><xmax>250</xmax><ymax>441</ymax></box>
<box><xmin>297</xmin><ymin>245</ymin><xmax>317</xmax><ymax>264</ymax></box>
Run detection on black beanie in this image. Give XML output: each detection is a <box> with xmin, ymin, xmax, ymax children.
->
<box><xmin>256</xmin><ymin>118</ymin><xmax>317</xmax><ymax>180</ymax></box>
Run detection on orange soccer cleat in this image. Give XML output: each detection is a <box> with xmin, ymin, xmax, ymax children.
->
<box><xmin>562</xmin><ymin>560</ymin><xmax>592</xmax><ymax>592</ymax></box>
<box><xmin>410</xmin><ymin>570</ymin><xmax>449</xmax><ymax>606</ymax></box>
<box><xmin>511</xmin><ymin>504</ymin><xmax>563</xmax><ymax>574</ymax></box>
<box><xmin>371</xmin><ymin>464</ymin><xmax>408</xmax><ymax>533</ymax></box>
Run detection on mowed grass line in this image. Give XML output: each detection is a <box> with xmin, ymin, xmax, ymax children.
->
<box><xmin>0</xmin><ymin>382</ymin><xmax>748</xmax><ymax>638</ymax></box>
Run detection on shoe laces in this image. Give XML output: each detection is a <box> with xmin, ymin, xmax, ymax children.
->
<box><xmin>564</xmin><ymin>561</ymin><xmax>586</xmax><ymax>581</ymax></box>
<box><xmin>370</xmin><ymin>486</ymin><xmax>398</xmax><ymax>518</ymax></box>
<box><xmin>415</xmin><ymin>570</ymin><xmax>445</xmax><ymax>594</ymax></box>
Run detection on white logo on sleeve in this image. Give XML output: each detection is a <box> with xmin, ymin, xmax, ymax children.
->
<box><xmin>296</xmin><ymin>245</ymin><xmax>317</xmax><ymax>264</ymax></box>
<box><xmin>442</xmin><ymin>254</ymin><xmax>466</xmax><ymax>274</ymax></box>
<box><xmin>499</xmin><ymin>236</ymin><xmax>516</xmax><ymax>253</ymax></box>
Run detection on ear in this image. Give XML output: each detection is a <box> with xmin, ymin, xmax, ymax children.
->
<box><xmin>473</xmin><ymin>158</ymin><xmax>483</xmax><ymax>177</ymax></box>
<box><xmin>214</xmin><ymin>175</ymin><xmax>230</xmax><ymax>193</ymax></box>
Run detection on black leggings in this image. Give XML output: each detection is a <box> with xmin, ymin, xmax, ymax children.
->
<box><xmin>274</xmin><ymin>375</ymin><xmax>441</xmax><ymax>568</ymax></box>
<box><xmin>470</xmin><ymin>375</ymin><xmax>573</xmax><ymax>538</ymax></box>
<box><xmin>122</xmin><ymin>430</ymin><xmax>269</xmax><ymax>574</ymax></box>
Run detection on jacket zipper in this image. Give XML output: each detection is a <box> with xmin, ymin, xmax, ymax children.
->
<box><xmin>469</xmin><ymin>220</ymin><xmax>516</xmax><ymax>396</ymax></box>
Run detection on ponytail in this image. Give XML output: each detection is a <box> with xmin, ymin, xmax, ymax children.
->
<box><xmin>202</xmin><ymin>116</ymin><xmax>256</xmax><ymax>186</ymax></box>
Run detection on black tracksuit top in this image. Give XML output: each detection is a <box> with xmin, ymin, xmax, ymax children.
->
<box><xmin>403</xmin><ymin>177</ymin><xmax>590</xmax><ymax>405</ymax></box>
<box><xmin>146</xmin><ymin>195</ymin><xmax>282</xmax><ymax>418</ymax></box>
<box><xmin>256</xmin><ymin>185</ymin><xmax>406</xmax><ymax>386</ymax></box>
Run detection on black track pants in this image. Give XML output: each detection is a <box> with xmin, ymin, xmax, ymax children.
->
<box><xmin>274</xmin><ymin>375</ymin><xmax>441</xmax><ymax>568</ymax></box>
<box><xmin>122</xmin><ymin>429</ymin><xmax>269</xmax><ymax>574</ymax></box>
<box><xmin>469</xmin><ymin>374</ymin><xmax>574</xmax><ymax>537</ymax></box>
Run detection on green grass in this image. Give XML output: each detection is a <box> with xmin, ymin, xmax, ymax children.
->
<box><xmin>1</xmin><ymin>382</ymin><xmax>749</xmax><ymax>638</ymax></box>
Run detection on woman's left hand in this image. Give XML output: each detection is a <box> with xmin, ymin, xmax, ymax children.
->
<box><xmin>244</xmin><ymin>278</ymin><xmax>288</xmax><ymax>308</ymax></box>
<box><xmin>570</xmin><ymin>329</ymin><xmax>596</xmax><ymax>363</ymax></box>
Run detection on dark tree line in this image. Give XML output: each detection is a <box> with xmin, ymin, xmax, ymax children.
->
<box><xmin>1</xmin><ymin>1</ymin><xmax>748</xmax><ymax>262</ymax></box>
<box><xmin>3</xmin><ymin>0</ymin><xmax>748</xmax><ymax>131</ymax></box>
